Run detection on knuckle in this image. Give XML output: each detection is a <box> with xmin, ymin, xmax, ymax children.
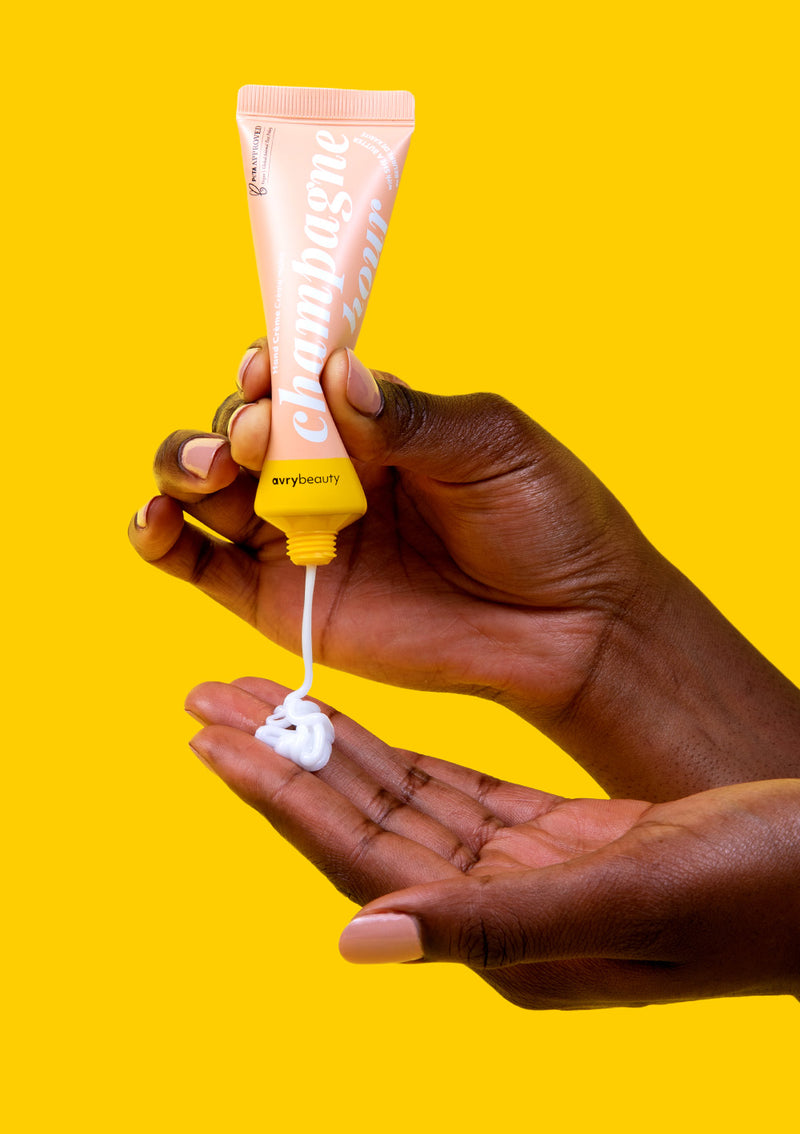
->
<box><xmin>188</xmin><ymin>536</ymin><xmax>217</xmax><ymax>587</ymax></box>
<box><xmin>379</xmin><ymin>381</ymin><xmax>434</xmax><ymax>449</ymax></box>
<box><xmin>378</xmin><ymin>384</ymin><xmax>542</xmax><ymax>475</ymax></box>
<box><xmin>345</xmin><ymin>817</ymin><xmax>389</xmax><ymax>875</ymax></box>
<box><xmin>449</xmin><ymin>842</ymin><xmax>480</xmax><ymax>873</ymax></box>
<box><xmin>369</xmin><ymin>787</ymin><xmax>403</xmax><ymax>826</ymax></box>
<box><xmin>470</xmin><ymin>814</ymin><xmax>504</xmax><ymax>854</ymax></box>
<box><xmin>463</xmin><ymin>392</ymin><xmax>542</xmax><ymax>462</ymax></box>
<box><xmin>399</xmin><ymin>762</ymin><xmax>432</xmax><ymax>803</ymax></box>
<box><xmin>450</xmin><ymin>883</ymin><xmax>526</xmax><ymax>969</ymax></box>
<box><xmin>458</xmin><ymin>914</ymin><xmax>517</xmax><ymax>969</ymax></box>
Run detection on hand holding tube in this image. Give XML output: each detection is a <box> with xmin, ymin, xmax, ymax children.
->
<box><xmin>130</xmin><ymin>346</ymin><xmax>800</xmax><ymax>800</ymax></box>
<box><xmin>131</xmin><ymin>347</ymin><xmax>647</xmax><ymax>745</ymax></box>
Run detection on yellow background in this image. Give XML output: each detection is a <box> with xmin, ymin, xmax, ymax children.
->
<box><xmin>3</xmin><ymin>1</ymin><xmax>798</xmax><ymax>1130</ymax></box>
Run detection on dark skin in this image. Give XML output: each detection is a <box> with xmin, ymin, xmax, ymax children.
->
<box><xmin>131</xmin><ymin>344</ymin><xmax>800</xmax><ymax>801</ymax></box>
<box><xmin>131</xmin><ymin>344</ymin><xmax>800</xmax><ymax>1007</ymax></box>
<box><xmin>187</xmin><ymin>677</ymin><xmax>800</xmax><ymax>1008</ymax></box>
<box><xmin>133</xmin><ymin>345</ymin><xmax>639</xmax><ymax>714</ymax></box>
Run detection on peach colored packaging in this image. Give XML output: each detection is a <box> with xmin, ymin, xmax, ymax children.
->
<box><xmin>236</xmin><ymin>85</ymin><xmax>414</xmax><ymax>564</ymax></box>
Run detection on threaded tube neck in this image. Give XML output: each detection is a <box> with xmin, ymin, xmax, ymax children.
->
<box><xmin>286</xmin><ymin>531</ymin><xmax>337</xmax><ymax>566</ymax></box>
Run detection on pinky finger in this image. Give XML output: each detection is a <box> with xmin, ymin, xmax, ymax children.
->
<box><xmin>129</xmin><ymin>494</ymin><xmax>260</xmax><ymax>624</ymax></box>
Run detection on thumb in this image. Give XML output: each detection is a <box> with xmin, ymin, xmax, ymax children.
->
<box><xmin>337</xmin><ymin>854</ymin><xmax>662</xmax><ymax>968</ymax></box>
<box><xmin>323</xmin><ymin>348</ymin><xmax>542</xmax><ymax>483</ymax></box>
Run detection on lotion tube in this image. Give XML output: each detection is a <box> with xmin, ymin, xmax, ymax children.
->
<box><xmin>236</xmin><ymin>85</ymin><xmax>414</xmax><ymax>565</ymax></box>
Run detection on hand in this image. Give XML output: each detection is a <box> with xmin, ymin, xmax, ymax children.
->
<box><xmin>131</xmin><ymin>345</ymin><xmax>655</xmax><ymax>763</ymax></box>
<box><xmin>132</xmin><ymin>343</ymin><xmax>800</xmax><ymax>800</ymax></box>
<box><xmin>187</xmin><ymin>677</ymin><xmax>800</xmax><ymax>1009</ymax></box>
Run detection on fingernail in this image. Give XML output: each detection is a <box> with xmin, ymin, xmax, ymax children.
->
<box><xmin>237</xmin><ymin>347</ymin><xmax>260</xmax><ymax>390</ymax></box>
<box><xmin>345</xmin><ymin>349</ymin><xmax>383</xmax><ymax>417</ymax></box>
<box><xmin>338</xmin><ymin>913</ymin><xmax>423</xmax><ymax>964</ymax></box>
<box><xmin>186</xmin><ymin>708</ymin><xmax>205</xmax><ymax>725</ymax></box>
<box><xmin>134</xmin><ymin>497</ymin><xmax>157</xmax><ymax>529</ymax></box>
<box><xmin>180</xmin><ymin>437</ymin><xmax>226</xmax><ymax>479</ymax></box>
<box><xmin>189</xmin><ymin>739</ymin><xmax>214</xmax><ymax>772</ymax></box>
<box><xmin>227</xmin><ymin>401</ymin><xmax>255</xmax><ymax>439</ymax></box>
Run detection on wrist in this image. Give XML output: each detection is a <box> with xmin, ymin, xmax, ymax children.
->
<box><xmin>508</xmin><ymin>552</ymin><xmax>800</xmax><ymax>800</ymax></box>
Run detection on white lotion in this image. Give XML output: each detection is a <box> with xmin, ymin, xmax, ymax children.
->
<box><xmin>255</xmin><ymin>566</ymin><xmax>334</xmax><ymax>771</ymax></box>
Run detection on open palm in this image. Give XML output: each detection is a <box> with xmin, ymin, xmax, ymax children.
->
<box><xmin>188</xmin><ymin>676</ymin><xmax>800</xmax><ymax>1008</ymax></box>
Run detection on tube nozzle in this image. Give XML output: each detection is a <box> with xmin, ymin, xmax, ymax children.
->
<box><xmin>286</xmin><ymin>531</ymin><xmax>337</xmax><ymax>566</ymax></box>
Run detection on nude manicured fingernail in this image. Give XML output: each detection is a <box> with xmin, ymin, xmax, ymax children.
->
<box><xmin>345</xmin><ymin>349</ymin><xmax>383</xmax><ymax>417</ymax></box>
<box><xmin>338</xmin><ymin>913</ymin><xmax>423</xmax><ymax>964</ymax></box>
<box><xmin>180</xmin><ymin>437</ymin><xmax>226</xmax><ymax>478</ymax></box>
<box><xmin>134</xmin><ymin>499</ymin><xmax>155</xmax><ymax>529</ymax></box>
<box><xmin>237</xmin><ymin>347</ymin><xmax>260</xmax><ymax>390</ymax></box>
<box><xmin>227</xmin><ymin>401</ymin><xmax>256</xmax><ymax>438</ymax></box>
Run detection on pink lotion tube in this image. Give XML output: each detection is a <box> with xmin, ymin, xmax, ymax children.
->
<box><xmin>236</xmin><ymin>85</ymin><xmax>414</xmax><ymax>565</ymax></box>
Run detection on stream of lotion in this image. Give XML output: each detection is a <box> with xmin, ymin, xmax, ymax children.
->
<box><xmin>255</xmin><ymin>566</ymin><xmax>334</xmax><ymax>771</ymax></box>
